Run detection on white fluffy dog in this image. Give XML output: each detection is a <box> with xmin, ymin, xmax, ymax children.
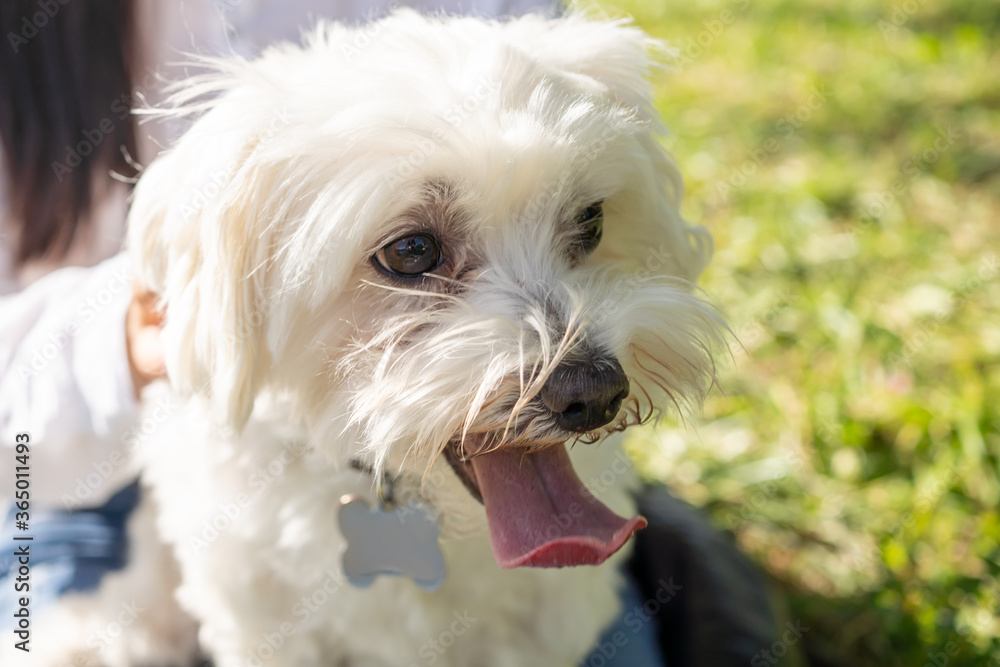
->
<box><xmin>25</xmin><ymin>9</ymin><xmax>725</xmax><ymax>667</ymax></box>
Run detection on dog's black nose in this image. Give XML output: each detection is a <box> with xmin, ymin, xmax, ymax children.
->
<box><xmin>540</xmin><ymin>357</ymin><xmax>630</xmax><ymax>433</ymax></box>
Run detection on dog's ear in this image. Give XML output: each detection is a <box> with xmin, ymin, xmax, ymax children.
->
<box><xmin>128</xmin><ymin>106</ymin><xmax>278</xmax><ymax>430</ymax></box>
<box><xmin>609</xmin><ymin>130</ymin><xmax>714</xmax><ymax>283</ymax></box>
<box><xmin>507</xmin><ymin>13</ymin><xmax>665</xmax><ymax>124</ymax></box>
<box><xmin>510</xmin><ymin>13</ymin><xmax>712</xmax><ymax>282</ymax></box>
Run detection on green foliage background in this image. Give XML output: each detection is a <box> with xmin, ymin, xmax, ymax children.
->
<box><xmin>591</xmin><ymin>0</ymin><xmax>1000</xmax><ymax>664</ymax></box>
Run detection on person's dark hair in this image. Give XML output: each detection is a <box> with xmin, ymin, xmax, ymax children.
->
<box><xmin>0</xmin><ymin>0</ymin><xmax>138</xmax><ymax>266</ymax></box>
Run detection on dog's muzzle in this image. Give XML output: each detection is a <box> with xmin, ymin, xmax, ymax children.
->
<box><xmin>442</xmin><ymin>354</ymin><xmax>644</xmax><ymax>570</ymax></box>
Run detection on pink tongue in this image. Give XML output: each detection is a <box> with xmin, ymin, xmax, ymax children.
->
<box><xmin>470</xmin><ymin>445</ymin><xmax>646</xmax><ymax>569</ymax></box>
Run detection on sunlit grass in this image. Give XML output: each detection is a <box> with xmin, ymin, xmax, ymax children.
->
<box><xmin>588</xmin><ymin>0</ymin><xmax>1000</xmax><ymax>664</ymax></box>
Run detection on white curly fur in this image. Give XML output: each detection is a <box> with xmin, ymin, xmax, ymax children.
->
<box><xmin>16</xmin><ymin>9</ymin><xmax>726</xmax><ymax>667</ymax></box>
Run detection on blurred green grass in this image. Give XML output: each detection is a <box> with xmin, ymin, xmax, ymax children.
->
<box><xmin>589</xmin><ymin>0</ymin><xmax>1000</xmax><ymax>664</ymax></box>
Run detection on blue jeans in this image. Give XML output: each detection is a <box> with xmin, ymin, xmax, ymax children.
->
<box><xmin>0</xmin><ymin>481</ymin><xmax>140</xmax><ymax>630</ymax></box>
<box><xmin>580</xmin><ymin>573</ymin><xmax>666</xmax><ymax>666</ymax></box>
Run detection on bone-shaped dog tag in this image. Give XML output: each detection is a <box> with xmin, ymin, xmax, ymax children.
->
<box><xmin>339</xmin><ymin>495</ymin><xmax>445</xmax><ymax>592</ymax></box>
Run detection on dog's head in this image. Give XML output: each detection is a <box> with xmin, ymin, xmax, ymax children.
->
<box><xmin>128</xmin><ymin>10</ymin><xmax>725</xmax><ymax>569</ymax></box>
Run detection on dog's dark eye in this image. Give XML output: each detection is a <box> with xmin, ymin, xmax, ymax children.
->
<box><xmin>575</xmin><ymin>201</ymin><xmax>604</xmax><ymax>254</ymax></box>
<box><xmin>374</xmin><ymin>233</ymin><xmax>442</xmax><ymax>276</ymax></box>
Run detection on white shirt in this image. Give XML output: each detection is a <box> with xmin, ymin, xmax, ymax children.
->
<box><xmin>0</xmin><ymin>0</ymin><xmax>559</xmax><ymax>509</ymax></box>
<box><xmin>0</xmin><ymin>255</ymin><xmax>137</xmax><ymax>507</ymax></box>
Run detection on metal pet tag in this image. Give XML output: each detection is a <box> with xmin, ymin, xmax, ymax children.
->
<box><xmin>338</xmin><ymin>495</ymin><xmax>446</xmax><ymax>592</ymax></box>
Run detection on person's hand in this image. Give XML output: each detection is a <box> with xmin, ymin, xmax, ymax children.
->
<box><xmin>126</xmin><ymin>281</ymin><xmax>166</xmax><ymax>397</ymax></box>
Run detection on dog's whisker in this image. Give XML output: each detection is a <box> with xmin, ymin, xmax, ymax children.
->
<box><xmin>359</xmin><ymin>278</ymin><xmax>464</xmax><ymax>303</ymax></box>
<box><xmin>630</xmin><ymin>345</ymin><xmax>682</xmax><ymax>402</ymax></box>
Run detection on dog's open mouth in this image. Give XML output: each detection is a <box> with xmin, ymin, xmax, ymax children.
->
<box><xmin>444</xmin><ymin>439</ymin><xmax>646</xmax><ymax>569</ymax></box>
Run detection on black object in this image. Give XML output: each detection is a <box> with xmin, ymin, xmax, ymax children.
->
<box><xmin>626</xmin><ymin>484</ymin><xmax>781</xmax><ymax>666</ymax></box>
<box><xmin>540</xmin><ymin>356</ymin><xmax>630</xmax><ymax>432</ymax></box>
